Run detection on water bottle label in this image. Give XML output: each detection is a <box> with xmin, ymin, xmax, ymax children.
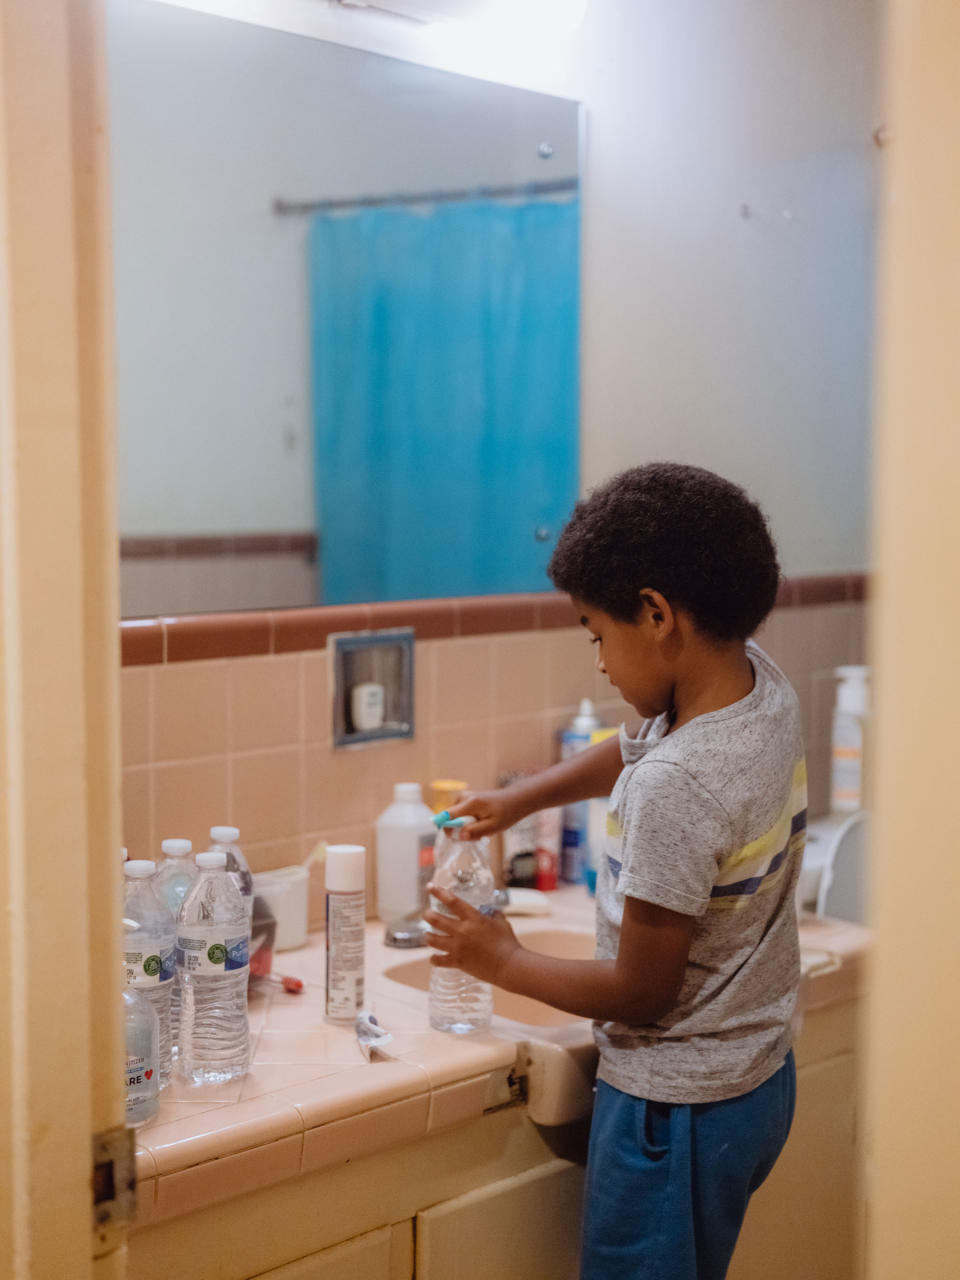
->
<box><xmin>125</xmin><ymin>942</ymin><xmax>175</xmax><ymax>986</ymax></box>
<box><xmin>125</xmin><ymin>1052</ymin><xmax>157</xmax><ymax>1096</ymax></box>
<box><xmin>177</xmin><ymin>930</ymin><xmax>249</xmax><ymax>974</ymax></box>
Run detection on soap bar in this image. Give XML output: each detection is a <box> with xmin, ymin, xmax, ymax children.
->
<box><xmin>501</xmin><ymin>888</ymin><xmax>552</xmax><ymax>916</ymax></box>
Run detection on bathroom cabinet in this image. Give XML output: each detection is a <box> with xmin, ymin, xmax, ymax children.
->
<box><xmin>128</xmin><ymin>906</ymin><xmax>864</xmax><ymax>1280</ymax></box>
<box><xmin>128</xmin><ymin>992</ymin><xmax>861</xmax><ymax>1280</ymax></box>
<box><xmin>245</xmin><ymin>1160</ymin><xmax>583</xmax><ymax>1280</ymax></box>
<box><xmin>127</xmin><ymin>1104</ymin><xmax>579</xmax><ymax>1280</ymax></box>
<box><xmin>250</xmin><ymin>1224</ymin><xmax>412</xmax><ymax>1279</ymax></box>
<box><xmin>416</xmin><ymin>1159</ymin><xmax>583</xmax><ymax>1279</ymax></box>
<box><xmin>729</xmin><ymin>996</ymin><xmax>863</xmax><ymax>1280</ymax></box>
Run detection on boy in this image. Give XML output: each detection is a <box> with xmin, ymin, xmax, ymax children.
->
<box><xmin>425</xmin><ymin>462</ymin><xmax>805</xmax><ymax>1280</ymax></box>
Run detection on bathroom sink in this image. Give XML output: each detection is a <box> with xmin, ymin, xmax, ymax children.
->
<box><xmin>383</xmin><ymin>928</ymin><xmax>595</xmax><ymax>1029</ymax></box>
<box><xmin>381</xmin><ymin>926</ymin><xmax>599</xmax><ymax>1126</ymax></box>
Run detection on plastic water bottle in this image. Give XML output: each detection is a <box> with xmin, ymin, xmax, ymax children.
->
<box><xmin>156</xmin><ymin>838</ymin><xmax>198</xmax><ymax>912</ymax></box>
<box><xmin>123</xmin><ymin>860</ymin><xmax>176</xmax><ymax>1087</ymax></box>
<box><xmin>177</xmin><ymin>851</ymin><xmax>250</xmax><ymax>1085</ymax></box>
<box><xmin>560</xmin><ymin>699</ymin><xmax>602</xmax><ymax>882</ymax></box>
<box><xmin>155</xmin><ymin>838</ymin><xmax>198</xmax><ymax>1055</ymax></box>
<box><xmin>429</xmin><ymin>825</ymin><xmax>496</xmax><ymax>1034</ymax></box>
<box><xmin>123</xmin><ymin>981</ymin><xmax>159</xmax><ymax>1127</ymax></box>
<box><xmin>375</xmin><ymin>782</ymin><xmax>436</xmax><ymax>925</ymax></box>
<box><xmin>208</xmin><ymin>826</ymin><xmax>254</xmax><ymax>923</ymax></box>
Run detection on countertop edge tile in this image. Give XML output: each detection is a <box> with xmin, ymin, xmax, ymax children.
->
<box><xmin>391</xmin><ymin>1034</ymin><xmax>519</xmax><ymax>1090</ymax></box>
<box><xmin>134</xmin><ymin>1178</ymin><xmax>157</xmax><ymax>1228</ymax></box>
<box><xmin>426</xmin><ymin>1074</ymin><xmax>492</xmax><ymax>1133</ymax></box>
<box><xmin>152</xmin><ymin>1133</ymin><xmax>303</xmax><ymax>1222</ymax></box>
<box><xmin>276</xmin><ymin>1060</ymin><xmax>430</xmax><ymax>1130</ymax></box>
<box><xmin>141</xmin><ymin>1094</ymin><xmax>305</xmax><ymax>1177</ymax></box>
<box><xmin>301</xmin><ymin>1093</ymin><xmax>430</xmax><ymax>1176</ymax></box>
<box><xmin>134</xmin><ymin>1143</ymin><xmax>158</xmax><ymax>1182</ymax></box>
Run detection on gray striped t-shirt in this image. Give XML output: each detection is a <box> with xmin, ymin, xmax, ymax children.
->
<box><xmin>594</xmin><ymin>642</ymin><xmax>806</xmax><ymax>1104</ymax></box>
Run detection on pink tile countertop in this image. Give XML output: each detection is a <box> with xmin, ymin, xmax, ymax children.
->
<box><xmin>132</xmin><ymin>886</ymin><xmax>869</xmax><ymax>1228</ymax></box>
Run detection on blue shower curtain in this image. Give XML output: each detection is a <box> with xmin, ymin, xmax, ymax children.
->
<box><xmin>309</xmin><ymin>197</ymin><xmax>580</xmax><ymax>604</ymax></box>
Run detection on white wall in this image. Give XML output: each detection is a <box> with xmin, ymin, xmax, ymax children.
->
<box><xmin>117</xmin><ymin>0</ymin><xmax>879</xmax><ymax>574</ymax></box>
<box><xmin>576</xmin><ymin>0</ymin><xmax>879</xmax><ymax>575</ymax></box>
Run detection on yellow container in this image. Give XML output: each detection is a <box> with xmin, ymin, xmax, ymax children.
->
<box><xmin>429</xmin><ymin>778</ymin><xmax>469</xmax><ymax>813</ymax></box>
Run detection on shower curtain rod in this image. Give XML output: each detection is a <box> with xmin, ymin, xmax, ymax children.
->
<box><xmin>272</xmin><ymin>176</ymin><xmax>578</xmax><ymax>216</ymax></box>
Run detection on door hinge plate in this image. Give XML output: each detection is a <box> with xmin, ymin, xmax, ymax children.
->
<box><xmin>92</xmin><ymin>1124</ymin><xmax>136</xmax><ymax>1257</ymax></box>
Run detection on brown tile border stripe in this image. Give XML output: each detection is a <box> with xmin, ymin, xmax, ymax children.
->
<box><xmin>164</xmin><ymin>612</ymin><xmax>271</xmax><ymax>662</ymax></box>
<box><xmin>120</xmin><ymin>574</ymin><xmax>868</xmax><ymax>666</ymax></box>
<box><xmin>120</xmin><ymin>618</ymin><xmax>165</xmax><ymax>666</ymax></box>
<box><xmin>121</xmin><ymin>533</ymin><xmax>317</xmax><ymax>560</ymax></box>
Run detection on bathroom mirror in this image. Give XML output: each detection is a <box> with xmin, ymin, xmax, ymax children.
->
<box><xmin>108</xmin><ymin>0</ymin><xmax>581</xmax><ymax>617</ymax></box>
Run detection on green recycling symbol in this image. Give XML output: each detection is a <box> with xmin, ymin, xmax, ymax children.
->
<box><xmin>143</xmin><ymin>955</ymin><xmax>162</xmax><ymax>977</ymax></box>
<box><xmin>207</xmin><ymin>943</ymin><xmax>228</xmax><ymax>965</ymax></box>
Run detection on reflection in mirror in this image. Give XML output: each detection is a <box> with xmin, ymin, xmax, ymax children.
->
<box><xmin>107</xmin><ymin>0</ymin><xmax>581</xmax><ymax>617</ymax></box>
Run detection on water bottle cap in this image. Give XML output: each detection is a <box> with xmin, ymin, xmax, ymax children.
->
<box><xmin>210</xmin><ymin>825</ymin><xmax>240</xmax><ymax>843</ymax></box>
<box><xmin>571</xmin><ymin>699</ymin><xmax>600</xmax><ymax>733</ymax></box>
<box><xmin>197</xmin><ymin>851</ymin><xmax>228</xmax><ymax>870</ymax></box>
<box><xmin>124</xmin><ymin>860</ymin><xmax>156</xmax><ymax>878</ymax></box>
<box><xmin>393</xmin><ymin>782</ymin><xmax>423</xmax><ymax>804</ymax></box>
<box><xmin>432</xmin><ymin>812</ymin><xmax>473</xmax><ymax>829</ymax></box>
<box><xmin>161</xmin><ymin>838</ymin><xmax>192</xmax><ymax>857</ymax></box>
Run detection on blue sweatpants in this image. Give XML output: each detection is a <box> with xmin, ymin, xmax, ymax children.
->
<box><xmin>580</xmin><ymin>1052</ymin><xmax>796</xmax><ymax>1280</ymax></box>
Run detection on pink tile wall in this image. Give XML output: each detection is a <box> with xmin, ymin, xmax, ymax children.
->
<box><xmin>121</xmin><ymin>601</ymin><xmax>867</xmax><ymax>926</ymax></box>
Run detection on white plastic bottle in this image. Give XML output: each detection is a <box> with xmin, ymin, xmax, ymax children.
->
<box><xmin>208</xmin><ymin>825</ymin><xmax>254</xmax><ymax>924</ymax></box>
<box><xmin>123</xmin><ymin>981</ymin><xmax>159</xmax><ymax>1127</ymax></box>
<box><xmin>155</xmin><ymin>838</ymin><xmax>198</xmax><ymax>1056</ymax></box>
<box><xmin>177</xmin><ymin>851</ymin><xmax>250</xmax><ymax>1085</ymax></box>
<box><xmin>325</xmin><ymin>844</ymin><xmax>367</xmax><ymax>1024</ymax></box>
<box><xmin>374</xmin><ymin>783</ymin><xmax>436</xmax><ymax>924</ymax></box>
<box><xmin>429</xmin><ymin>825</ymin><xmax>496</xmax><ymax>1034</ymax></box>
<box><xmin>123</xmin><ymin>860</ymin><xmax>176</xmax><ymax>1087</ymax></box>
<box><xmin>830</xmin><ymin>666</ymin><xmax>870</xmax><ymax>813</ymax></box>
<box><xmin>560</xmin><ymin>699</ymin><xmax>602</xmax><ymax>882</ymax></box>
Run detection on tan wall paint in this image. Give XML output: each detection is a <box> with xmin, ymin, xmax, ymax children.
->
<box><xmin>866</xmin><ymin>0</ymin><xmax>960</xmax><ymax>1276</ymax></box>
<box><xmin>0</xmin><ymin>0</ymin><xmax>124</xmax><ymax>1275</ymax></box>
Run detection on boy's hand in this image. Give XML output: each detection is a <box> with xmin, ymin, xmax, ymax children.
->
<box><xmin>424</xmin><ymin>886</ymin><xmax>521</xmax><ymax>985</ymax></box>
<box><xmin>446</xmin><ymin>789</ymin><xmax>527</xmax><ymax>838</ymax></box>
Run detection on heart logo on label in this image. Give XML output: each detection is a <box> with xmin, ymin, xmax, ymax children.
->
<box><xmin>144</xmin><ymin>1069</ymin><xmax>153</xmax><ymax>1080</ymax></box>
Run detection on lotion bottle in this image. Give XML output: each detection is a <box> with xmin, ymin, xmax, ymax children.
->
<box><xmin>830</xmin><ymin>665</ymin><xmax>870</xmax><ymax>813</ymax></box>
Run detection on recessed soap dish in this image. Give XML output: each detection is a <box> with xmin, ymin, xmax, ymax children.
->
<box><xmin>330</xmin><ymin>628</ymin><xmax>415</xmax><ymax>748</ymax></box>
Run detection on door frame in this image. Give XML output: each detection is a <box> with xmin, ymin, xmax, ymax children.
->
<box><xmin>0</xmin><ymin>0</ymin><xmax>124</xmax><ymax>1275</ymax></box>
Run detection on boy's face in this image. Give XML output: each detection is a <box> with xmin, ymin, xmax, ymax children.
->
<box><xmin>574</xmin><ymin>597</ymin><xmax>675</xmax><ymax>720</ymax></box>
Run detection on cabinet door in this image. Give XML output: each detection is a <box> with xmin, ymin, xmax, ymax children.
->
<box><xmin>417</xmin><ymin>1158</ymin><xmax>584</xmax><ymax>1280</ymax></box>
<box><xmin>251</xmin><ymin>1222</ymin><xmax>412</xmax><ymax>1280</ymax></box>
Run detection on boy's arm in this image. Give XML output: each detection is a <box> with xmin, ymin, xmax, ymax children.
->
<box><xmin>445</xmin><ymin>733</ymin><xmax>625</xmax><ymax>838</ymax></box>
<box><xmin>425</xmin><ymin>889</ymin><xmax>695</xmax><ymax>1026</ymax></box>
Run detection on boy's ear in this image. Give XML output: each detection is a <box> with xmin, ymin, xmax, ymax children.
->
<box><xmin>639</xmin><ymin>589</ymin><xmax>675</xmax><ymax>633</ymax></box>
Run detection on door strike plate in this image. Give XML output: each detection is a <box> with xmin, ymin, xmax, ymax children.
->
<box><xmin>92</xmin><ymin>1124</ymin><xmax>136</xmax><ymax>1257</ymax></box>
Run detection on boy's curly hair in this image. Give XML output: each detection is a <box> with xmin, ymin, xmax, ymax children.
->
<box><xmin>548</xmin><ymin>462</ymin><xmax>780</xmax><ymax>642</ymax></box>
